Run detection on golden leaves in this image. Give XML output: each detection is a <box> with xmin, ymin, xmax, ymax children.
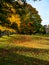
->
<box><xmin>8</xmin><ymin>14</ymin><xmax>21</xmax><ymax>27</ymax></box>
<box><xmin>0</xmin><ymin>25</ymin><xmax>16</xmax><ymax>32</ymax></box>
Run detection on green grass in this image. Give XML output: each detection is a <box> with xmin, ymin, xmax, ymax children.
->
<box><xmin>0</xmin><ymin>47</ymin><xmax>49</xmax><ymax>65</ymax></box>
<box><xmin>0</xmin><ymin>34</ymin><xmax>49</xmax><ymax>65</ymax></box>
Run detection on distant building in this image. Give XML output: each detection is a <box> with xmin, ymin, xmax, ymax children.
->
<box><xmin>44</xmin><ymin>25</ymin><xmax>49</xmax><ymax>34</ymax></box>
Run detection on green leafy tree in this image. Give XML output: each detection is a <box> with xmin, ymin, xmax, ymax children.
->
<box><xmin>39</xmin><ymin>26</ymin><xmax>46</xmax><ymax>34</ymax></box>
<box><xmin>19</xmin><ymin>3</ymin><xmax>42</xmax><ymax>34</ymax></box>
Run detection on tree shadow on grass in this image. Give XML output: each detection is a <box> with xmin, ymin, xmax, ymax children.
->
<box><xmin>0</xmin><ymin>48</ymin><xmax>49</xmax><ymax>65</ymax></box>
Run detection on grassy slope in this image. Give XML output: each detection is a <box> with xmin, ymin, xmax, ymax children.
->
<box><xmin>0</xmin><ymin>34</ymin><xmax>49</xmax><ymax>65</ymax></box>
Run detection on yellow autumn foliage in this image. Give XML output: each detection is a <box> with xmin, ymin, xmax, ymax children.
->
<box><xmin>0</xmin><ymin>2</ymin><xmax>21</xmax><ymax>31</ymax></box>
<box><xmin>6</xmin><ymin>3</ymin><xmax>21</xmax><ymax>27</ymax></box>
<box><xmin>0</xmin><ymin>25</ymin><xmax>16</xmax><ymax>32</ymax></box>
<box><xmin>8</xmin><ymin>14</ymin><xmax>21</xmax><ymax>27</ymax></box>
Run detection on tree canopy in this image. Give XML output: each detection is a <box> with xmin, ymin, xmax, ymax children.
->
<box><xmin>0</xmin><ymin>0</ymin><xmax>45</xmax><ymax>35</ymax></box>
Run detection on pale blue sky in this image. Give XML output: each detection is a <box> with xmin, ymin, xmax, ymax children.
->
<box><xmin>27</xmin><ymin>0</ymin><xmax>49</xmax><ymax>25</ymax></box>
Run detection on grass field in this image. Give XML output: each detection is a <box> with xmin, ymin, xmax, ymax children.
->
<box><xmin>0</xmin><ymin>34</ymin><xmax>49</xmax><ymax>65</ymax></box>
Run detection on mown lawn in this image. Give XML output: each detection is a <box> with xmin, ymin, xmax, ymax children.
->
<box><xmin>0</xmin><ymin>34</ymin><xmax>49</xmax><ymax>65</ymax></box>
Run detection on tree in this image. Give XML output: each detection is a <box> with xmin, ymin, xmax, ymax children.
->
<box><xmin>0</xmin><ymin>30</ymin><xmax>2</xmax><ymax>37</ymax></box>
<box><xmin>11</xmin><ymin>22</ymin><xmax>19</xmax><ymax>33</ymax></box>
<box><xmin>0</xmin><ymin>0</ymin><xmax>15</xmax><ymax>3</ymax></box>
<box><xmin>0</xmin><ymin>0</ymin><xmax>42</xmax><ymax>35</ymax></box>
<box><xmin>17</xmin><ymin>0</ymin><xmax>41</xmax><ymax>4</ymax></box>
<box><xmin>39</xmin><ymin>25</ymin><xmax>46</xmax><ymax>34</ymax></box>
<box><xmin>19</xmin><ymin>3</ymin><xmax>42</xmax><ymax>34</ymax></box>
<box><xmin>20</xmin><ymin>21</ymin><xmax>34</xmax><ymax>34</ymax></box>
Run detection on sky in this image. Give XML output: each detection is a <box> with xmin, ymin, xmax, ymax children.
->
<box><xmin>27</xmin><ymin>0</ymin><xmax>49</xmax><ymax>25</ymax></box>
